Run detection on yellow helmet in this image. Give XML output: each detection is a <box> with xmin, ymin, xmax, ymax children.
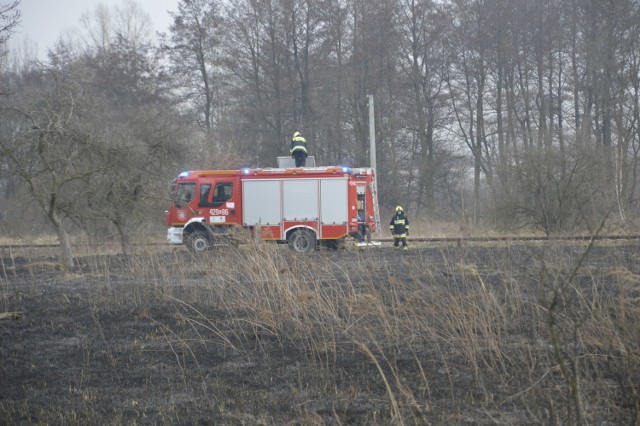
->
<box><xmin>395</xmin><ymin>206</ymin><xmax>403</xmax><ymax>212</ymax></box>
<box><xmin>293</xmin><ymin>131</ymin><xmax>301</xmax><ymax>138</ymax></box>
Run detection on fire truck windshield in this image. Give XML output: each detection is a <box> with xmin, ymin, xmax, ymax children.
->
<box><xmin>174</xmin><ymin>182</ymin><xmax>196</xmax><ymax>207</ymax></box>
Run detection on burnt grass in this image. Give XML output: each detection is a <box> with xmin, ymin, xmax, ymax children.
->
<box><xmin>1</xmin><ymin>241</ymin><xmax>640</xmax><ymax>425</ymax></box>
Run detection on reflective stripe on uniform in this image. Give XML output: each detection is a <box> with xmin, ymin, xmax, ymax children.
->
<box><xmin>291</xmin><ymin>136</ymin><xmax>307</xmax><ymax>153</ymax></box>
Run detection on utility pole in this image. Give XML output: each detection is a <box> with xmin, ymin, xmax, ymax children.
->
<box><xmin>368</xmin><ymin>95</ymin><xmax>376</xmax><ymax>170</ymax></box>
<box><xmin>368</xmin><ymin>95</ymin><xmax>381</xmax><ymax>238</ymax></box>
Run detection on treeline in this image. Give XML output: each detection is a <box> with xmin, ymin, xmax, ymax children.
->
<box><xmin>2</xmin><ymin>0</ymin><xmax>640</xmax><ymax>260</ymax></box>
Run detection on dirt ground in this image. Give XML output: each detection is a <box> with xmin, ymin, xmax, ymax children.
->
<box><xmin>1</xmin><ymin>241</ymin><xmax>639</xmax><ymax>425</ymax></box>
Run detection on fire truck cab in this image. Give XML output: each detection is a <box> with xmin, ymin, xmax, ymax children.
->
<box><xmin>166</xmin><ymin>166</ymin><xmax>379</xmax><ymax>253</ymax></box>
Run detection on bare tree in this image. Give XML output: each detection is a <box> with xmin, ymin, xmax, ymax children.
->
<box><xmin>447</xmin><ymin>0</ymin><xmax>495</xmax><ymax>224</ymax></box>
<box><xmin>396</xmin><ymin>0</ymin><xmax>451</xmax><ymax>214</ymax></box>
<box><xmin>0</xmin><ymin>67</ymin><xmax>106</xmax><ymax>267</ymax></box>
<box><xmin>113</xmin><ymin>0</ymin><xmax>153</xmax><ymax>48</ymax></box>
<box><xmin>79</xmin><ymin>3</ymin><xmax>114</xmax><ymax>52</ymax></box>
<box><xmin>495</xmin><ymin>142</ymin><xmax>611</xmax><ymax>235</ymax></box>
<box><xmin>222</xmin><ymin>0</ymin><xmax>299</xmax><ymax>165</ymax></box>
<box><xmin>0</xmin><ymin>1</ymin><xmax>20</xmax><ymax>53</ymax></box>
<box><xmin>163</xmin><ymin>0</ymin><xmax>223</xmax><ymax>134</ymax></box>
<box><xmin>81</xmin><ymin>36</ymin><xmax>186</xmax><ymax>254</ymax></box>
<box><xmin>312</xmin><ymin>0</ymin><xmax>350</xmax><ymax>163</ymax></box>
<box><xmin>1</xmin><ymin>1</ymin><xmax>186</xmax><ymax>257</ymax></box>
<box><xmin>76</xmin><ymin>0</ymin><xmax>153</xmax><ymax>53</ymax></box>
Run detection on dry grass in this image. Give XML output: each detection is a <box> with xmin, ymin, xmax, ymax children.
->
<box><xmin>1</xmin><ymin>240</ymin><xmax>639</xmax><ymax>424</ymax></box>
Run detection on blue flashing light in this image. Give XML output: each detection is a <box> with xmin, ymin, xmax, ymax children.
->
<box><xmin>342</xmin><ymin>166</ymin><xmax>352</xmax><ymax>174</ymax></box>
<box><xmin>242</xmin><ymin>168</ymin><xmax>251</xmax><ymax>175</ymax></box>
<box><xmin>178</xmin><ymin>171</ymin><xmax>191</xmax><ymax>178</ymax></box>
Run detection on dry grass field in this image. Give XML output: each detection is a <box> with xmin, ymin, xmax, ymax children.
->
<box><xmin>1</xmin><ymin>239</ymin><xmax>639</xmax><ymax>425</ymax></box>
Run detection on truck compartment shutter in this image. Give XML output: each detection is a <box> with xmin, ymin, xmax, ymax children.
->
<box><xmin>243</xmin><ymin>180</ymin><xmax>281</xmax><ymax>225</ymax></box>
<box><xmin>283</xmin><ymin>179</ymin><xmax>318</xmax><ymax>220</ymax></box>
<box><xmin>320</xmin><ymin>178</ymin><xmax>348</xmax><ymax>224</ymax></box>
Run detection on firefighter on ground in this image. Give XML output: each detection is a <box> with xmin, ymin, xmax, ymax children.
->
<box><xmin>290</xmin><ymin>131</ymin><xmax>308</xmax><ymax>167</ymax></box>
<box><xmin>389</xmin><ymin>206</ymin><xmax>410</xmax><ymax>250</ymax></box>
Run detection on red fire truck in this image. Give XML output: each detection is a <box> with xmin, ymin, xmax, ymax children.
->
<box><xmin>166</xmin><ymin>166</ymin><xmax>380</xmax><ymax>253</ymax></box>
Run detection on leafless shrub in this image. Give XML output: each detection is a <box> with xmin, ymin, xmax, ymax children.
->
<box><xmin>494</xmin><ymin>143</ymin><xmax>613</xmax><ymax>236</ymax></box>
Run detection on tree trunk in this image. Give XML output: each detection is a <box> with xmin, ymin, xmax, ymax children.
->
<box><xmin>114</xmin><ymin>217</ymin><xmax>130</xmax><ymax>257</ymax></box>
<box><xmin>48</xmin><ymin>209</ymin><xmax>75</xmax><ymax>268</ymax></box>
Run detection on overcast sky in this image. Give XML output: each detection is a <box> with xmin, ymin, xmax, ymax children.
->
<box><xmin>16</xmin><ymin>0</ymin><xmax>180</xmax><ymax>57</ymax></box>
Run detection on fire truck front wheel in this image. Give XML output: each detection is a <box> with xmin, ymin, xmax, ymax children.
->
<box><xmin>185</xmin><ymin>230</ymin><xmax>212</xmax><ymax>253</ymax></box>
<box><xmin>288</xmin><ymin>229</ymin><xmax>317</xmax><ymax>253</ymax></box>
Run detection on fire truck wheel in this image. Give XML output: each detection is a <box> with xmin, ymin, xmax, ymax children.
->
<box><xmin>186</xmin><ymin>230</ymin><xmax>212</xmax><ymax>253</ymax></box>
<box><xmin>288</xmin><ymin>229</ymin><xmax>317</xmax><ymax>253</ymax></box>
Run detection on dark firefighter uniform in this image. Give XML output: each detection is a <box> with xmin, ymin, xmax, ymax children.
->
<box><xmin>290</xmin><ymin>131</ymin><xmax>308</xmax><ymax>167</ymax></box>
<box><xmin>389</xmin><ymin>206</ymin><xmax>410</xmax><ymax>250</ymax></box>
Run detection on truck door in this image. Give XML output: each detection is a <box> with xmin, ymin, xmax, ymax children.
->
<box><xmin>355</xmin><ymin>182</ymin><xmax>370</xmax><ymax>240</ymax></box>
<box><xmin>198</xmin><ymin>179</ymin><xmax>240</xmax><ymax>225</ymax></box>
<box><xmin>169</xmin><ymin>181</ymin><xmax>197</xmax><ymax>225</ymax></box>
<box><xmin>356</xmin><ymin>183</ymin><xmax>367</xmax><ymax>221</ymax></box>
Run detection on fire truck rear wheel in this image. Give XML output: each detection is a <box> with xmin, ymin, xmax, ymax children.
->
<box><xmin>186</xmin><ymin>230</ymin><xmax>212</xmax><ymax>253</ymax></box>
<box><xmin>288</xmin><ymin>229</ymin><xmax>316</xmax><ymax>253</ymax></box>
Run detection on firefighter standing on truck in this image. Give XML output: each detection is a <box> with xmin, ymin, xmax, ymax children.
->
<box><xmin>290</xmin><ymin>131</ymin><xmax>308</xmax><ymax>167</ymax></box>
<box><xmin>389</xmin><ymin>206</ymin><xmax>409</xmax><ymax>250</ymax></box>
